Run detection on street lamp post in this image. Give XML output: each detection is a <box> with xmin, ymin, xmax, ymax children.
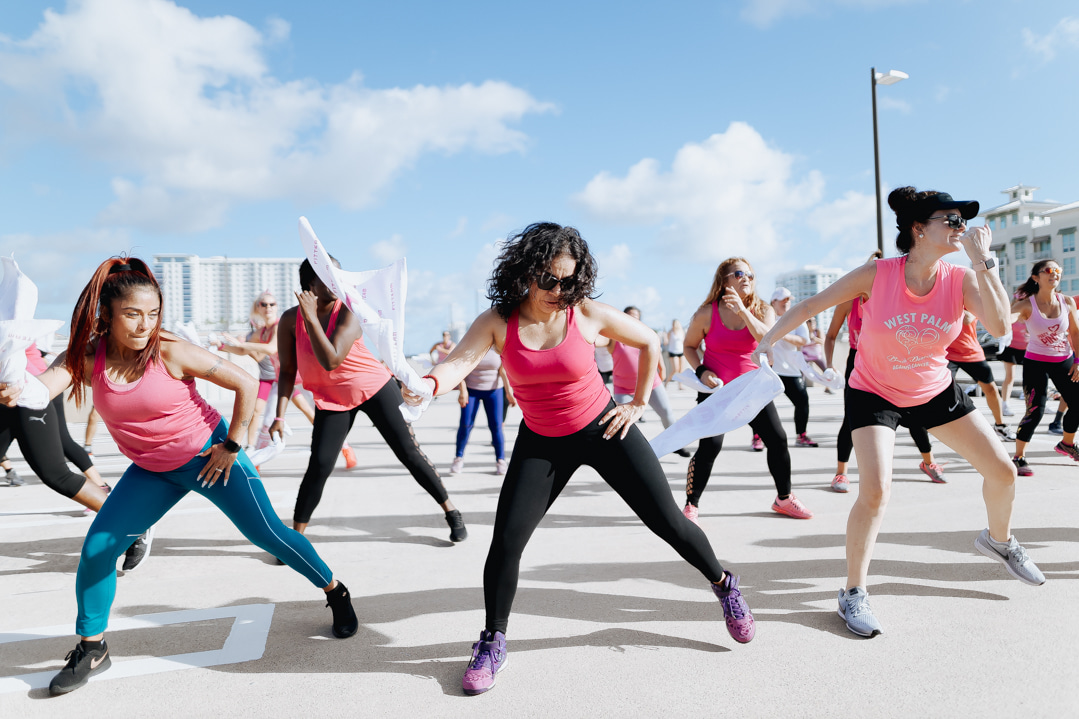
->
<box><xmin>871</xmin><ymin>67</ymin><xmax>908</xmax><ymax>254</ymax></box>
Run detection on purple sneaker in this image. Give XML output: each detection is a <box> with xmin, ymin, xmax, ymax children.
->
<box><xmin>712</xmin><ymin>575</ymin><xmax>755</xmax><ymax>643</ymax></box>
<box><xmin>462</xmin><ymin>630</ymin><xmax>508</xmax><ymax>695</ymax></box>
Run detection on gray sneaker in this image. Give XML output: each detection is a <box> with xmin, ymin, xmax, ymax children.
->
<box><xmin>974</xmin><ymin>529</ymin><xmax>1046</xmax><ymax>586</ymax></box>
<box><xmin>837</xmin><ymin>587</ymin><xmax>883</xmax><ymax>637</ymax></box>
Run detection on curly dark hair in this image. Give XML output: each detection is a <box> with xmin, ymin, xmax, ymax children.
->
<box><xmin>487</xmin><ymin>222</ymin><xmax>598</xmax><ymax>319</ymax></box>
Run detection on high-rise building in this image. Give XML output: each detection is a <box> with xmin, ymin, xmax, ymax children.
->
<box><xmin>152</xmin><ymin>254</ymin><xmax>304</xmax><ymax>331</ymax></box>
<box><xmin>982</xmin><ymin>185</ymin><xmax>1079</xmax><ymax>295</ymax></box>
<box><xmin>775</xmin><ymin>264</ymin><xmax>842</xmax><ymax>334</ymax></box>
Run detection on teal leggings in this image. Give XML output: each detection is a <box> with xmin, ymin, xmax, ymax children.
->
<box><xmin>75</xmin><ymin>421</ymin><xmax>333</xmax><ymax>637</ymax></box>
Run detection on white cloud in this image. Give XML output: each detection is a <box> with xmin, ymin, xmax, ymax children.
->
<box><xmin>0</xmin><ymin>0</ymin><xmax>552</xmax><ymax>232</ymax></box>
<box><xmin>878</xmin><ymin>96</ymin><xmax>911</xmax><ymax>114</ymax></box>
<box><xmin>0</xmin><ymin>227</ymin><xmax>133</xmax><ymax>321</ymax></box>
<box><xmin>597</xmin><ymin>243</ymin><xmax>632</xmax><ymax>279</ymax></box>
<box><xmin>1023</xmin><ymin>17</ymin><xmax>1079</xmax><ymax>62</ymax></box>
<box><xmin>806</xmin><ymin>189</ymin><xmax>882</xmax><ymax>268</ymax></box>
<box><xmin>574</xmin><ymin>122</ymin><xmax>825</xmax><ymax>261</ymax></box>
<box><xmin>741</xmin><ymin>0</ymin><xmax>924</xmax><ymax>28</ymax></box>
<box><xmin>370</xmin><ymin>233</ymin><xmax>406</xmax><ymax>263</ymax></box>
<box><xmin>449</xmin><ymin>217</ymin><xmax>468</xmax><ymax>238</ymax></box>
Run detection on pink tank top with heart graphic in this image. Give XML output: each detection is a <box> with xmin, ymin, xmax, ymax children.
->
<box><xmin>1024</xmin><ymin>293</ymin><xmax>1071</xmax><ymax>362</ymax></box>
<box><xmin>849</xmin><ymin>256</ymin><xmax>965</xmax><ymax>407</ymax></box>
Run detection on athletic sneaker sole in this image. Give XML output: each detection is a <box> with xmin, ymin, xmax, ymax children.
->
<box><xmin>48</xmin><ymin>654</ymin><xmax>112</xmax><ymax>696</ymax></box>
<box><xmin>974</xmin><ymin>534</ymin><xmax>1046</xmax><ymax>586</ymax></box>
<box><xmin>836</xmin><ymin>605</ymin><xmax>882</xmax><ymax>638</ymax></box>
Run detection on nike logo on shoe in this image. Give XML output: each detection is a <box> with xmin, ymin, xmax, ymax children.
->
<box><xmin>90</xmin><ymin>650</ymin><xmax>108</xmax><ymax>669</ymax></box>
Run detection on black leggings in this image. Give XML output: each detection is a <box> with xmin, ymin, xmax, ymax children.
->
<box><xmin>293</xmin><ymin>379</ymin><xmax>449</xmax><ymax>524</ymax></box>
<box><xmin>484</xmin><ymin>401</ymin><xmax>725</xmax><ymax>634</ymax></box>
<box><xmin>836</xmin><ymin>349</ymin><xmax>932</xmax><ymax>463</ymax></box>
<box><xmin>1017</xmin><ymin>355</ymin><xmax>1079</xmax><ymax>442</ymax></box>
<box><xmin>686</xmin><ymin>397</ymin><xmax>790</xmax><ymax>506</ymax></box>
<box><xmin>0</xmin><ymin>403</ymin><xmax>87</xmax><ymax>498</ymax></box>
<box><xmin>779</xmin><ymin>375</ymin><xmax>810</xmax><ymax>435</ymax></box>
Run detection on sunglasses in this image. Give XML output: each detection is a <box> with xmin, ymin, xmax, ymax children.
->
<box><xmin>725</xmin><ymin>270</ymin><xmax>754</xmax><ymax>281</ymax></box>
<box><xmin>1039</xmin><ymin>267</ymin><xmax>1062</xmax><ymax>277</ymax></box>
<box><xmin>928</xmin><ymin>214</ymin><xmax>967</xmax><ymax>230</ymax></box>
<box><xmin>259</xmin><ymin>302</ymin><xmax>277</xmax><ymax>307</ymax></box>
<box><xmin>536</xmin><ymin>272</ymin><xmax>577</xmax><ymax>292</ymax></box>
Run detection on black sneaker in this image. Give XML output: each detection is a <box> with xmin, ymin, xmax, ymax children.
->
<box><xmin>49</xmin><ymin>641</ymin><xmax>111</xmax><ymax>696</ymax></box>
<box><xmin>674</xmin><ymin>448</ymin><xmax>692</xmax><ymax>457</ymax></box>
<box><xmin>325</xmin><ymin>582</ymin><xmax>358</xmax><ymax>638</ymax></box>
<box><xmin>122</xmin><ymin>529</ymin><xmax>153</xmax><ymax>571</ymax></box>
<box><xmin>445</xmin><ymin>509</ymin><xmax>468</xmax><ymax>543</ymax></box>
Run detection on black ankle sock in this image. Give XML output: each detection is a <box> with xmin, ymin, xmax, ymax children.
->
<box><xmin>80</xmin><ymin>639</ymin><xmax>105</xmax><ymax>652</ymax></box>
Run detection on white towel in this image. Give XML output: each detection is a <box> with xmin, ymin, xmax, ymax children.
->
<box><xmin>650</xmin><ymin>357</ymin><xmax>783</xmax><ymax>458</ymax></box>
<box><xmin>298</xmin><ymin>217</ymin><xmax>430</xmax><ymax>421</ymax></box>
<box><xmin>0</xmin><ymin>256</ymin><xmax>64</xmax><ymax>409</ymax></box>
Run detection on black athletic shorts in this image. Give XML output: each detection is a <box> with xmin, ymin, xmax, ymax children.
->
<box><xmin>845</xmin><ymin>381</ymin><xmax>975</xmax><ymax>433</ymax></box>
<box><xmin>996</xmin><ymin>346</ymin><xmax>1025</xmax><ymax>365</ymax></box>
<box><xmin>948</xmin><ymin>359</ymin><xmax>995</xmax><ymax>385</ymax></box>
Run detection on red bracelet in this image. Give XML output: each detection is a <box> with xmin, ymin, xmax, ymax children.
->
<box><xmin>422</xmin><ymin>374</ymin><xmax>440</xmax><ymax>396</ymax></box>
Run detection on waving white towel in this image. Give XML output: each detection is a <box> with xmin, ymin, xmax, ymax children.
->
<box><xmin>650</xmin><ymin>358</ymin><xmax>783</xmax><ymax>458</ymax></box>
<box><xmin>298</xmin><ymin>217</ymin><xmax>430</xmax><ymax>421</ymax></box>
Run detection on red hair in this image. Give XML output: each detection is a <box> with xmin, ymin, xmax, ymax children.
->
<box><xmin>67</xmin><ymin>257</ymin><xmax>164</xmax><ymax>406</ymax></box>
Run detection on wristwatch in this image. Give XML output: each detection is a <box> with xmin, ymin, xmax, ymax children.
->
<box><xmin>974</xmin><ymin>257</ymin><xmax>997</xmax><ymax>272</ymax></box>
<box><xmin>222</xmin><ymin>438</ymin><xmax>242</xmax><ymax>454</ymax></box>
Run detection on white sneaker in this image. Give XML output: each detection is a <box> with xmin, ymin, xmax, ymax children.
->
<box><xmin>1002</xmin><ymin>403</ymin><xmax>1014</xmax><ymax>417</ymax></box>
<box><xmin>450</xmin><ymin>457</ymin><xmax>464</xmax><ymax>474</ymax></box>
<box><xmin>495</xmin><ymin>459</ymin><xmax>508</xmax><ymax>475</ymax></box>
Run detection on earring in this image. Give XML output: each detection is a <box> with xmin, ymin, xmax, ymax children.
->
<box><xmin>918</xmin><ymin>233</ymin><xmax>924</xmax><ymax>238</ymax></box>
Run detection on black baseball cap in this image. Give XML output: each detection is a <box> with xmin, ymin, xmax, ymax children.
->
<box><xmin>924</xmin><ymin>192</ymin><xmax>979</xmax><ymax>220</ymax></box>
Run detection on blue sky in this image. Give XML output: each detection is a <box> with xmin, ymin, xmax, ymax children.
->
<box><xmin>2</xmin><ymin>0</ymin><xmax>1078</xmax><ymax>353</ymax></box>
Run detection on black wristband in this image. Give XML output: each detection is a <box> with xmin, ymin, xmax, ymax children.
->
<box><xmin>695</xmin><ymin>365</ymin><xmax>708</xmax><ymax>379</ymax></box>
<box><xmin>222</xmin><ymin>438</ymin><xmax>242</xmax><ymax>454</ymax></box>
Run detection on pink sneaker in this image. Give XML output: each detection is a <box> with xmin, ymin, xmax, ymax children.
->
<box><xmin>831</xmin><ymin>474</ymin><xmax>849</xmax><ymax>493</ymax></box>
<box><xmin>683</xmin><ymin>503</ymin><xmax>700</xmax><ymax>526</ymax></box>
<box><xmin>795</xmin><ymin>433</ymin><xmax>819</xmax><ymax>447</ymax></box>
<box><xmin>712</xmin><ymin>575</ymin><xmax>755</xmax><ymax>643</ymax></box>
<box><xmin>772</xmin><ymin>495</ymin><xmax>813</xmax><ymax>519</ymax></box>
<box><xmin>341</xmin><ymin>444</ymin><xmax>358</xmax><ymax>469</ymax></box>
<box><xmin>919</xmin><ymin>461</ymin><xmax>946</xmax><ymax>483</ymax></box>
<box><xmin>751</xmin><ymin>434</ymin><xmax>764</xmax><ymax>451</ymax></box>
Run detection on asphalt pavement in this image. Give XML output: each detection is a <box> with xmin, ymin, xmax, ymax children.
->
<box><xmin>2</xmin><ymin>378</ymin><xmax>1076</xmax><ymax>718</ymax></box>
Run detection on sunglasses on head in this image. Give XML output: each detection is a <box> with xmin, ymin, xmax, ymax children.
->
<box><xmin>725</xmin><ymin>270</ymin><xmax>754</xmax><ymax>281</ymax></box>
<box><xmin>536</xmin><ymin>271</ymin><xmax>576</xmax><ymax>292</ymax></box>
<box><xmin>259</xmin><ymin>301</ymin><xmax>277</xmax><ymax>307</ymax></box>
<box><xmin>928</xmin><ymin>214</ymin><xmax>967</xmax><ymax>230</ymax></box>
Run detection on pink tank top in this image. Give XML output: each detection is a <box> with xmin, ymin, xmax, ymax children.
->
<box><xmin>848</xmin><ymin>298</ymin><xmax>864</xmax><ymax>349</ymax></box>
<box><xmin>849</xmin><ymin>256</ymin><xmax>965</xmax><ymax>407</ymax></box>
<box><xmin>501</xmin><ymin>307</ymin><xmax>611</xmax><ymax>437</ymax></box>
<box><xmin>945</xmin><ymin>319</ymin><xmax>984</xmax><ymax>363</ymax></box>
<box><xmin>702</xmin><ymin>302</ymin><xmax>759</xmax><ymax>385</ymax></box>
<box><xmin>1008</xmin><ymin>318</ymin><xmax>1028</xmax><ymax>351</ymax></box>
<box><xmin>91</xmin><ymin>340</ymin><xmax>221</xmax><ymax>472</ymax></box>
<box><xmin>1024</xmin><ymin>294</ymin><xmax>1071</xmax><ymax>361</ymax></box>
<box><xmin>25</xmin><ymin>345</ymin><xmax>48</xmax><ymax>376</ymax></box>
<box><xmin>610</xmin><ymin>341</ymin><xmax>661</xmax><ymax>395</ymax></box>
<box><xmin>295</xmin><ymin>301</ymin><xmax>392</xmax><ymax>411</ymax></box>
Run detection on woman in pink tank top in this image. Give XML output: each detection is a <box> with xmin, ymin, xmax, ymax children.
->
<box><xmin>682</xmin><ymin>258</ymin><xmax>814</xmax><ymax>522</ymax></box>
<box><xmin>404</xmin><ymin>222</ymin><xmax>756</xmax><ymax>696</ymax></box>
<box><xmin>758</xmin><ymin>186</ymin><xmax>1045</xmax><ymax>638</ymax></box>
<box><xmin>0</xmin><ymin>257</ymin><xmax>357</xmax><ymax>696</ymax></box>
<box><xmin>1008</xmin><ymin>258</ymin><xmax>1079</xmax><ymax>473</ymax></box>
<box><xmin>823</xmin><ymin>251</ymin><xmax>944</xmax><ymax>493</ymax></box>
<box><xmin>271</xmin><ymin>258</ymin><xmax>465</xmax><ymax>543</ymax></box>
